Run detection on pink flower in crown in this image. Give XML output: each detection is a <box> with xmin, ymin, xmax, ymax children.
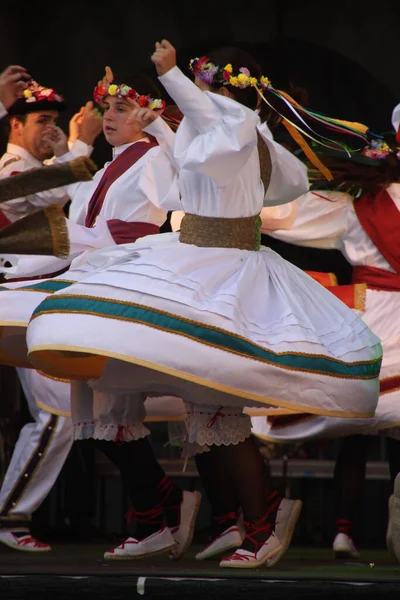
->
<box><xmin>239</xmin><ymin>67</ymin><xmax>251</xmax><ymax>77</ymax></box>
<box><xmin>362</xmin><ymin>148</ymin><xmax>390</xmax><ymax>159</ymax></box>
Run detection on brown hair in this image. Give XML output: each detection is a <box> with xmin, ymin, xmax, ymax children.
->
<box><xmin>3</xmin><ymin>114</ymin><xmax>27</xmax><ymax>138</ymax></box>
<box><xmin>310</xmin><ymin>136</ymin><xmax>400</xmax><ymax>194</ymax></box>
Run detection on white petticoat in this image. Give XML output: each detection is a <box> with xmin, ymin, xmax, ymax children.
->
<box><xmin>71</xmin><ymin>381</ymin><xmax>150</xmax><ymax>442</ymax></box>
<box><xmin>27</xmin><ymin>233</ymin><xmax>382</xmax><ymax>418</ymax></box>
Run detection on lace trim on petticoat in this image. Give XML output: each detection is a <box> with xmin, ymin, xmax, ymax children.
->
<box><xmin>184</xmin><ymin>406</ymin><xmax>251</xmax><ymax>449</ymax></box>
<box><xmin>73</xmin><ymin>421</ymin><xmax>150</xmax><ymax>442</ymax></box>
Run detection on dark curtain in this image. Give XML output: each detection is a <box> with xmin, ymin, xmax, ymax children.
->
<box><xmin>0</xmin><ymin>0</ymin><xmax>399</xmax><ymax>164</ymax></box>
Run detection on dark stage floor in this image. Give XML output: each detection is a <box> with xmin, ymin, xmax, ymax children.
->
<box><xmin>1</xmin><ymin>544</ymin><xmax>400</xmax><ymax>599</ymax></box>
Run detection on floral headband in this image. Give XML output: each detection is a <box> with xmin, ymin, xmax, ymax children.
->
<box><xmin>189</xmin><ymin>56</ymin><xmax>393</xmax><ymax>182</ymax></box>
<box><xmin>189</xmin><ymin>56</ymin><xmax>270</xmax><ymax>89</ymax></box>
<box><xmin>361</xmin><ymin>138</ymin><xmax>400</xmax><ymax>161</ymax></box>
<box><xmin>93</xmin><ymin>83</ymin><xmax>166</xmax><ymax>112</ymax></box>
<box><xmin>22</xmin><ymin>80</ymin><xmax>64</xmax><ymax>104</ymax></box>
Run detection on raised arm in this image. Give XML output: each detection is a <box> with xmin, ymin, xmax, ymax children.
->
<box><xmin>151</xmin><ymin>39</ymin><xmax>259</xmax><ymax>186</ymax></box>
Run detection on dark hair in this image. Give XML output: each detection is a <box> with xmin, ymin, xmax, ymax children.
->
<box><xmin>204</xmin><ymin>47</ymin><xmax>312</xmax><ymax>130</ymax></box>
<box><xmin>309</xmin><ymin>134</ymin><xmax>400</xmax><ymax>193</ymax></box>
<box><xmin>314</xmin><ymin>155</ymin><xmax>400</xmax><ymax>194</ymax></box>
<box><xmin>206</xmin><ymin>47</ymin><xmax>270</xmax><ymax>120</ymax></box>
<box><xmin>3</xmin><ymin>114</ymin><xmax>27</xmax><ymax>138</ymax></box>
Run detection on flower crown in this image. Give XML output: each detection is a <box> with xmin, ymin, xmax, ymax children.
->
<box><xmin>93</xmin><ymin>83</ymin><xmax>166</xmax><ymax>112</ymax></box>
<box><xmin>22</xmin><ymin>80</ymin><xmax>64</xmax><ymax>104</ymax></box>
<box><xmin>189</xmin><ymin>56</ymin><xmax>270</xmax><ymax>89</ymax></box>
<box><xmin>361</xmin><ymin>138</ymin><xmax>400</xmax><ymax>161</ymax></box>
<box><xmin>189</xmin><ymin>56</ymin><xmax>396</xmax><ymax>182</ymax></box>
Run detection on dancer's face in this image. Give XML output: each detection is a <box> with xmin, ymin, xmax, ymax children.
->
<box><xmin>10</xmin><ymin>110</ymin><xmax>60</xmax><ymax>161</ymax></box>
<box><xmin>102</xmin><ymin>96</ymin><xmax>143</xmax><ymax>146</ymax></box>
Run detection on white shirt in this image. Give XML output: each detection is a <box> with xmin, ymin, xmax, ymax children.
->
<box><xmin>266</xmin><ymin>186</ymin><xmax>400</xmax><ymax>272</ymax></box>
<box><xmin>157</xmin><ymin>67</ymin><xmax>307</xmax><ymax>223</ymax></box>
<box><xmin>62</xmin><ymin>135</ymin><xmax>179</xmax><ymax>255</ymax></box>
<box><xmin>0</xmin><ymin>140</ymin><xmax>92</xmax><ymax>222</ymax></box>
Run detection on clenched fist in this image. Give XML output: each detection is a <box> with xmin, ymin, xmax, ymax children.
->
<box><xmin>151</xmin><ymin>40</ymin><xmax>176</xmax><ymax>77</ymax></box>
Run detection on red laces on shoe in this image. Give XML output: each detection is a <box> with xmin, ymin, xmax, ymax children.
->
<box><xmin>336</xmin><ymin>518</ymin><xmax>353</xmax><ymax>535</ymax></box>
<box><xmin>125</xmin><ymin>504</ymin><xmax>164</xmax><ymax>525</ymax></box>
<box><xmin>242</xmin><ymin>515</ymin><xmax>273</xmax><ymax>554</ymax></box>
<box><xmin>18</xmin><ymin>535</ymin><xmax>49</xmax><ymax>548</ymax></box>
<box><xmin>215</xmin><ymin>511</ymin><xmax>238</xmax><ymax>525</ymax></box>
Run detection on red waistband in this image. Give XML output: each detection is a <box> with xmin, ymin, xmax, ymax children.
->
<box><xmin>352</xmin><ymin>265</ymin><xmax>400</xmax><ymax>292</ymax></box>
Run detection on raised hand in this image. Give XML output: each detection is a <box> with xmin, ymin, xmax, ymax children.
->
<box><xmin>0</xmin><ymin>65</ymin><xmax>30</xmax><ymax>109</ymax></box>
<box><xmin>42</xmin><ymin>126</ymin><xmax>69</xmax><ymax>157</ymax></box>
<box><xmin>68</xmin><ymin>106</ymin><xmax>85</xmax><ymax>144</ymax></box>
<box><xmin>98</xmin><ymin>66</ymin><xmax>114</xmax><ymax>88</ymax></box>
<box><xmin>78</xmin><ymin>100</ymin><xmax>103</xmax><ymax>145</ymax></box>
<box><xmin>151</xmin><ymin>40</ymin><xmax>176</xmax><ymax>77</ymax></box>
<box><xmin>127</xmin><ymin>103</ymin><xmax>159</xmax><ymax>130</ymax></box>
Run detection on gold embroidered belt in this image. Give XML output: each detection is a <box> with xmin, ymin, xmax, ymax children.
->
<box><xmin>179</xmin><ymin>213</ymin><xmax>262</xmax><ymax>251</ymax></box>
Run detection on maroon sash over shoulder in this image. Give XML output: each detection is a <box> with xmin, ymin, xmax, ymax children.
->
<box><xmin>85</xmin><ymin>140</ymin><xmax>158</xmax><ymax>228</ymax></box>
<box><xmin>354</xmin><ymin>189</ymin><xmax>400</xmax><ymax>274</ymax></box>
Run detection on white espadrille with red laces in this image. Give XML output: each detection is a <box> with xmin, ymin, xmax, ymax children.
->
<box><xmin>169</xmin><ymin>490</ymin><xmax>202</xmax><ymax>560</ymax></box>
<box><xmin>104</xmin><ymin>527</ymin><xmax>176</xmax><ymax>560</ymax></box>
<box><xmin>196</xmin><ymin>511</ymin><xmax>245</xmax><ymax>561</ymax></box>
<box><xmin>333</xmin><ymin>532</ymin><xmax>360</xmax><ymax>559</ymax></box>
<box><xmin>0</xmin><ymin>531</ymin><xmax>51</xmax><ymax>552</ymax></box>
<box><xmin>266</xmin><ymin>498</ymin><xmax>303</xmax><ymax>567</ymax></box>
<box><xmin>220</xmin><ymin>512</ymin><xmax>282</xmax><ymax>569</ymax></box>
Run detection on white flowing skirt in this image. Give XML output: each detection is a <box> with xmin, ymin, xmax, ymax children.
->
<box><xmin>0</xmin><ymin>250</ymin><xmax>105</xmax><ymax>367</ymax></box>
<box><xmin>251</xmin><ymin>288</ymin><xmax>400</xmax><ymax>441</ymax></box>
<box><xmin>26</xmin><ymin>233</ymin><xmax>381</xmax><ymax>417</ymax></box>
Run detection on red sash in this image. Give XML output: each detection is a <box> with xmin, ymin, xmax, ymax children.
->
<box><xmin>354</xmin><ymin>189</ymin><xmax>400</xmax><ymax>275</ymax></box>
<box><xmin>0</xmin><ymin>210</ymin><xmax>11</xmax><ymax>230</ymax></box>
<box><xmin>352</xmin><ymin>265</ymin><xmax>400</xmax><ymax>292</ymax></box>
<box><xmin>85</xmin><ymin>140</ymin><xmax>158</xmax><ymax>228</ymax></box>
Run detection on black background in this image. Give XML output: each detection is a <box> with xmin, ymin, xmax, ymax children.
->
<box><xmin>1</xmin><ymin>0</ymin><xmax>399</xmax><ymax>165</ymax></box>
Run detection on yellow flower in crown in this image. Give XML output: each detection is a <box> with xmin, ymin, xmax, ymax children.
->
<box><xmin>224</xmin><ymin>64</ymin><xmax>233</xmax><ymax>73</ymax></box>
<box><xmin>108</xmin><ymin>84</ymin><xmax>118</xmax><ymax>96</ymax></box>
<box><xmin>237</xmin><ymin>73</ymin><xmax>250</xmax><ymax>87</ymax></box>
<box><xmin>229</xmin><ymin>76</ymin><xmax>238</xmax><ymax>86</ymax></box>
<box><xmin>260</xmin><ymin>76</ymin><xmax>271</xmax><ymax>88</ymax></box>
<box><xmin>23</xmin><ymin>89</ymin><xmax>32</xmax><ymax>99</ymax></box>
<box><xmin>249</xmin><ymin>77</ymin><xmax>258</xmax><ymax>87</ymax></box>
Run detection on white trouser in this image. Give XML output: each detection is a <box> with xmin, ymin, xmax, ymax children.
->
<box><xmin>0</xmin><ymin>368</ymin><xmax>73</xmax><ymax>532</ymax></box>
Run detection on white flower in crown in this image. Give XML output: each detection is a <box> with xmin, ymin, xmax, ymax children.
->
<box><xmin>26</xmin><ymin>97</ymin><xmax>37</xmax><ymax>103</ymax></box>
<box><xmin>119</xmin><ymin>84</ymin><xmax>131</xmax><ymax>97</ymax></box>
<box><xmin>149</xmin><ymin>98</ymin><xmax>163</xmax><ymax>110</ymax></box>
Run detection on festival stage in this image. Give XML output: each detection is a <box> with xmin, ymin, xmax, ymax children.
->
<box><xmin>1</xmin><ymin>544</ymin><xmax>400</xmax><ymax>599</ymax></box>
